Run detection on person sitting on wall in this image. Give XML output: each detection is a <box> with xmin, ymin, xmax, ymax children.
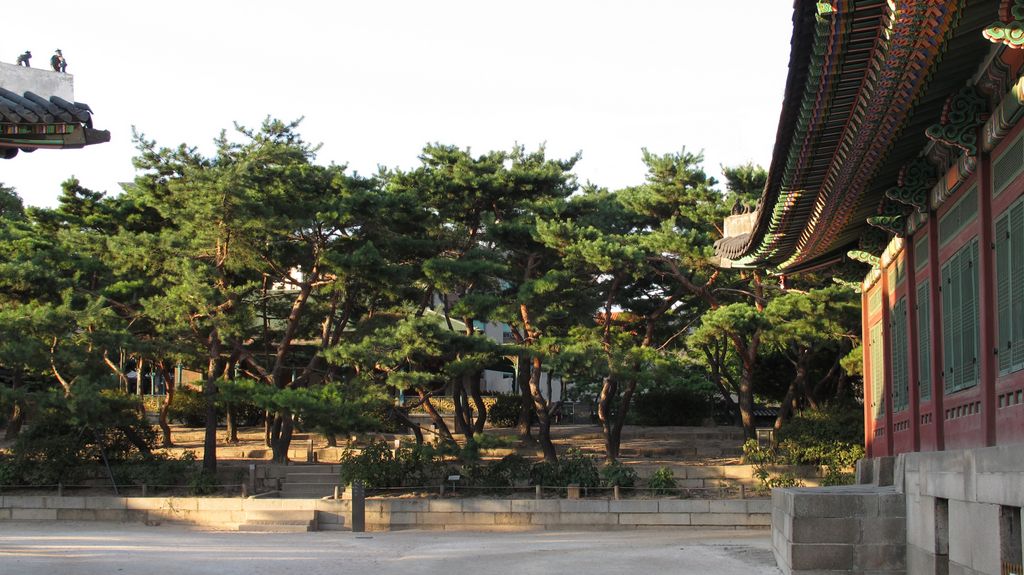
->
<box><xmin>50</xmin><ymin>49</ymin><xmax>67</xmax><ymax>73</ymax></box>
<box><xmin>15</xmin><ymin>51</ymin><xmax>31</xmax><ymax>67</ymax></box>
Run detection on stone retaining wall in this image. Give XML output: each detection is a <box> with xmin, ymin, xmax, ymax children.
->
<box><xmin>0</xmin><ymin>495</ymin><xmax>770</xmax><ymax>532</ymax></box>
<box><xmin>771</xmin><ymin>485</ymin><xmax>906</xmax><ymax>574</ymax></box>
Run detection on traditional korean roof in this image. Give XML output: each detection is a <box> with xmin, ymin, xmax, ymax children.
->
<box><xmin>0</xmin><ymin>86</ymin><xmax>109</xmax><ymax>159</ymax></box>
<box><xmin>716</xmin><ymin>0</ymin><xmax>996</xmax><ymax>273</ymax></box>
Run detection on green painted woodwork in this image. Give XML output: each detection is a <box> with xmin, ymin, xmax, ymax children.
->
<box><xmin>870</xmin><ymin>321</ymin><xmax>885</xmax><ymax>420</ymax></box>
<box><xmin>925</xmin><ymin>86</ymin><xmax>990</xmax><ymax>157</ymax></box>
<box><xmin>849</xmin><ymin>250</ymin><xmax>881</xmax><ymax>267</ymax></box>
<box><xmin>984</xmin><ymin>0</ymin><xmax>1024</xmax><ymax>48</ymax></box>
<box><xmin>885</xmin><ymin>158</ymin><xmax>937</xmax><ymax>212</ymax></box>
<box><xmin>867</xmin><ymin>214</ymin><xmax>906</xmax><ymax>236</ymax></box>
<box><xmin>869</xmin><ymin>287</ymin><xmax>883</xmax><ymax>317</ymax></box>
<box><xmin>914</xmin><ymin>233</ymin><xmax>929</xmax><ymax>272</ymax></box>
<box><xmin>891</xmin><ymin>297</ymin><xmax>909</xmax><ymax>412</ymax></box>
<box><xmin>1000</xmin><ymin>197</ymin><xmax>1024</xmax><ymax>375</ymax></box>
<box><xmin>941</xmin><ymin>238</ymin><xmax>980</xmax><ymax>394</ymax></box>
<box><xmin>993</xmin><ymin>129</ymin><xmax>1024</xmax><ymax>197</ymax></box>
<box><xmin>938</xmin><ymin>186</ymin><xmax>978</xmax><ymax>247</ymax></box>
<box><xmin>917</xmin><ymin>279</ymin><xmax>932</xmax><ymax>402</ymax></box>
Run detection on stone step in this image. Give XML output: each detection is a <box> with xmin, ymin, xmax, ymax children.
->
<box><xmin>243</xmin><ymin>507</ymin><xmax>315</xmax><ymax>521</ymax></box>
<box><xmin>285</xmin><ymin>464</ymin><xmax>343</xmax><ymax>473</ymax></box>
<box><xmin>280</xmin><ymin>487</ymin><xmax>338</xmax><ymax>499</ymax></box>
<box><xmin>237</xmin><ymin>522</ymin><xmax>314</xmax><ymax>532</ymax></box>
<box><xmin>284</xmin><ymin>473</ymin><xmax>341</xmax><ymax>484</ymax></box>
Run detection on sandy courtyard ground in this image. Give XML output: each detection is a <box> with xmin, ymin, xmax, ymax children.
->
<box><xmin>0</xmin><ymin>522</ymin><xmax>781</xmax><ymax>575</ymax></box>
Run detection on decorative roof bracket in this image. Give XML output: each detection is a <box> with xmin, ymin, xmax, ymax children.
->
<box><xmin>884</xmin><ymin>158</ymin><xmax>936</xmax><ymax>213</ymax></box>
<box><xmin>924</xmin><ymin>85</ymin><xmax>991</xmax><ymax>156</ymax></box>
<box><xmin>847</xmin><ymin>250</ymin><xmax>881</xmax><ymax>267</ymax></box>
<box><xmin>866</xmin><ymin>214</ymin><xmax>907</xmax><ymax>236</ymax></box>
<box><xmin>984</xmin><ymin>0</ymin><xmax>1024</xmax><ymax>49</ymax></box>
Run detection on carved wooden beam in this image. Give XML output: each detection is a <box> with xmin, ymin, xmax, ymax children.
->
<box><xmin>925</xmin><ymin>85</ymin><xmax>990</xmax><ymax>156</ymax></box>
<box><xmin>984</xmin><ymin>0</ymin><xmax>1024</xmax><ymax>49</ymax></box>
<box><xmin>884</xmin><ymin>158</ymin><xmax>936</xmax><ymax>213</ymax></box>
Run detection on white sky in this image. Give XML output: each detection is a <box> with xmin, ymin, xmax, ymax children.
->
<box><xmin>2</xmin><ymin>1</ymin><xmax>793</xmax><ymax>208</ymax></box>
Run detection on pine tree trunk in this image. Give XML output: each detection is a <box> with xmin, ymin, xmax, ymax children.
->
<box><xmin>515</xmin><ymin>356</ymin><xmax>534</xmax><ymax>441</ymax></box>
<box><xmin>203</xmin><ymin>334</ymin><xmax>225</xmax><ymax>474</ymax></box>
<box><xmin>4</xmin><ymin>403</ymin><xmax>24</xmax><ymax>440</ymax></box>
<box><xmin>608</xmin><ymin>378</ymin><xmax>639</xmax><ymax>463</ymax></box>
<box><xmin>528</xmin><ymin>356</ymin><xmax>557</xmax><ymax>463</ymax></box>
<box><xmin>418</xmin><ymin>390</ymin><xmax>454</xmax><ymax>443</ymax></box>
<box><xmin>225</xmin><ymin>404</ymin><xmax>238</xmax><ymax>444</ymax></box>
<box><xmin>469</xmin><ymin>372</ymin><xmax>487</xmax><ymax>434</ymax></box>
<box><xmin>451</xmin><ymin>375</ymin><xmax>472</xmax><ymax>437</ymax></box>
<box><xmin>738</xmin><ymin>357</ymin><xmax>756</xmax><ymax>441</ymax></box>
<box><xmin>391</xmin><ymin>407</ymin><xmax>425</xmax><ymax>445</ymax></box>
<box><xmin>4</xmin><ymin>369</ymin><xmax>25</xmax><ymax>440</ymax></box>
<box><xmin>158</xmin><ymin>363</ymin><xmax>174</xmax><ymax>447</ymax></box>
<box><xmin>264</xmin><ymin>410</ymin><xmax>273</xmax><ymax>447</ymax></box>
<box><xmin>270</xmin><ymin>410</ymin><xmax>293</xmax><ymax>464</ymax></box>
<box><xmin>598</xmin><ymin>376</ymin><xmax>618</xmax><ymax>462</ymax></box>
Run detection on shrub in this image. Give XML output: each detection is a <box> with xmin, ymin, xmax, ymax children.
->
<box><xmin>646</xmin><ymin>466</ymin><xmax>677</xmax><ymax>494</ymax></box>
<box><xmin>167</xmin><ymin>387</ymin><xmax>210</xmax><ymax>428</ymax></box>
<box><xmin>529</xmin><ymin>448</ymin><xmax>599</xmax><ymax>488</ymax></box>
<box><xmin>628</xmin><ymin>383</ymin><xmax>713</xmax><ymax>426</ymax></box>
<box><xmin>228</xmin><ymin>401</ymin><xmax>265</xmax><ymax>427</ymax></box>
<box><xmin>559</xmin><ymin>448</ymin><xmax>600</xmax><ymax>487</ymax></box>
<box><xmin>600</xmin><ymin>461</ymin><xmax>638</xmax><ymax>488</ymax></box>
<box><xmin>776</xmin><ymin>405</ymin><xmax>863</xmax><ymax>464</ymax></box>
<box><xmin>187</xmin><ymin>471</ymin><xmax>220</xmax><ymax>495</ymax></box>
<box><xmin>339</xmin><ymin>442</ymin><xmax>444</xmax><ymax>489</ymax></box>
<box><xmin>1</xmin><ymin>384</ymin><xmax>157</xmax><ymax>486</ymax></box>
<box><xmin>486</xmin><ymin>394</ymin><xmax>523</xmax><ymax>428</ymax></box>
<box><xmin>110</xmin><ymin>452</ymin><xmax>199</xmax><ymax>489</ymax></box>
<box><xmin>742</xmin><ymin>439</ymin><xmax>807</xmax><ymax>493</ymax></box>
<box><xmin>776</xmin><ymin>406</ymin><xmax>864</xmax><ymax>486</ymax></box>
<box><xmin>463</xmin><ymin>454</ymin><xmax>531</xmax><ymax>488</ymax></box>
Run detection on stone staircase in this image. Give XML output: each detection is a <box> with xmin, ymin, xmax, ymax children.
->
<box><xmin>237</xmin><ymin>509</ymin><xmax>318</xmax><ymax>532</ymax></box>
<box><xmin>279</xmin><ymin>464</ymin><xmax>342</xmax><ymax>499</ymax></box>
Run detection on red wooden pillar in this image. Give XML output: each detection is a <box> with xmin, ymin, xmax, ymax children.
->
<box><xmin>881</xmin><ymin>261</ymin><xmax>895</xmax><ymax>456</ymax></box>
<box><xmin>976</xmin><ymin>150</ymin><xmax>998</xmax><ymax>447</ymax></box>
<box><xmin>862</xmin><ymin>287</ymin><xmax>874</xmax><ymax>457</ymax></box>
<box><xmin>905</xmin><ymin>241</ymin><xmax>922</xmax><ymax>452</ymax></box>
<box><xmin>928</xmin><ymin>215</ymin><xmax>946</xmax><ymax>451</ymax></box>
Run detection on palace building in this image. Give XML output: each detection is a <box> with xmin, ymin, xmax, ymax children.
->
<box><xmin>716</xmin><ymin>2</ymin><xmax>1024</xmax><ymax>573</ymax></box>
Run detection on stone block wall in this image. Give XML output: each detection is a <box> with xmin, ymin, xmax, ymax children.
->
<box><xmin>902</xmin><ymin>445</ymin><xmax>1024</xmax><ymax>575</ymax></box>
<box><xmin>771</xmin><ymin>485</ymin><xmax>906</xmax><ymax>574</ymax></box>
<box><xmin>0</xmin><ymin>495</ymin><xmax>770</xmax><ymax>532</ymax></box>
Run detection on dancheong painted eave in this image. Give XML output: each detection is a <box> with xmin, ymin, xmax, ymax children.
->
<box><xmin>715</xmin><ymin>0</ymin><xmax>994</xmax><ymax>274</ymax></box>
<box><xmin>0</xmin><ymin>62</ymin><xmax>109</xmax><ymax>160</ymax></box>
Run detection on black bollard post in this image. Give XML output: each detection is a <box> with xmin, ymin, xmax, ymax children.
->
<box><xmin>350</xmin><ymin>480</ymin><xmax>365</xmax><ymax>533</ymax></box>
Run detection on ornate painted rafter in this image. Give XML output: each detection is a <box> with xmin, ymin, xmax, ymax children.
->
<box><xmin>924</xmin><ymin>85</ymin><xmax>990</xmax><ymax>156</ymax></box>
<box><xmin>984</xmin><ymin>0</ymin><xmax>1024</xmax><ymax>49</ymax></box>
<box><xmin>781</xmin><ymin>0</ymin><xmax>965</xmax><ymax>270</ymax></box>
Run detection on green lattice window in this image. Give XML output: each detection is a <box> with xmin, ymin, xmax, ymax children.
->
<box><xmin>941</xmin><ymin>238</ymin><xmax>980</xmax><ymax>394</ymax></box>
<box><xmin>887</xmin><ymin>258</ymin><xmax>905</xmax><ymax>289</ymax></box>
<box><xmin>870</xmin><ymin>321</ymin><xmax>885</xmax><ymax>420</ymax></box>
<box><xmin>994</xmin><ymin>130</ymin><xmax>1024</xmax><ymax>198</ymax></box>
<box><xmin>939</xmin><ymin>186</ymin><xmax>978</xmax><ymax>247</ymax></box>
<box><xmin>890</xmin><ymin>297</ymin><xmax>909</xmax><ymax>412</ymax></box>
<box><xmin>996</xmin><ymin>197</ymin><xmax>1024</xmax><ymax>375</ymax></box>
<box><xmin>868</xmin><ymin>288</ymin><xmax>882</xmax><ymax>316</ymax></box>
<box><xmin>917</xmin><ymin>279</ymin><xmax>932</xmax><ymax>401</ymax></box>
<box><xmin>915</xmin><ymin>234</ymin><xmax>929</xmax><ymax>272</ymax></box>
